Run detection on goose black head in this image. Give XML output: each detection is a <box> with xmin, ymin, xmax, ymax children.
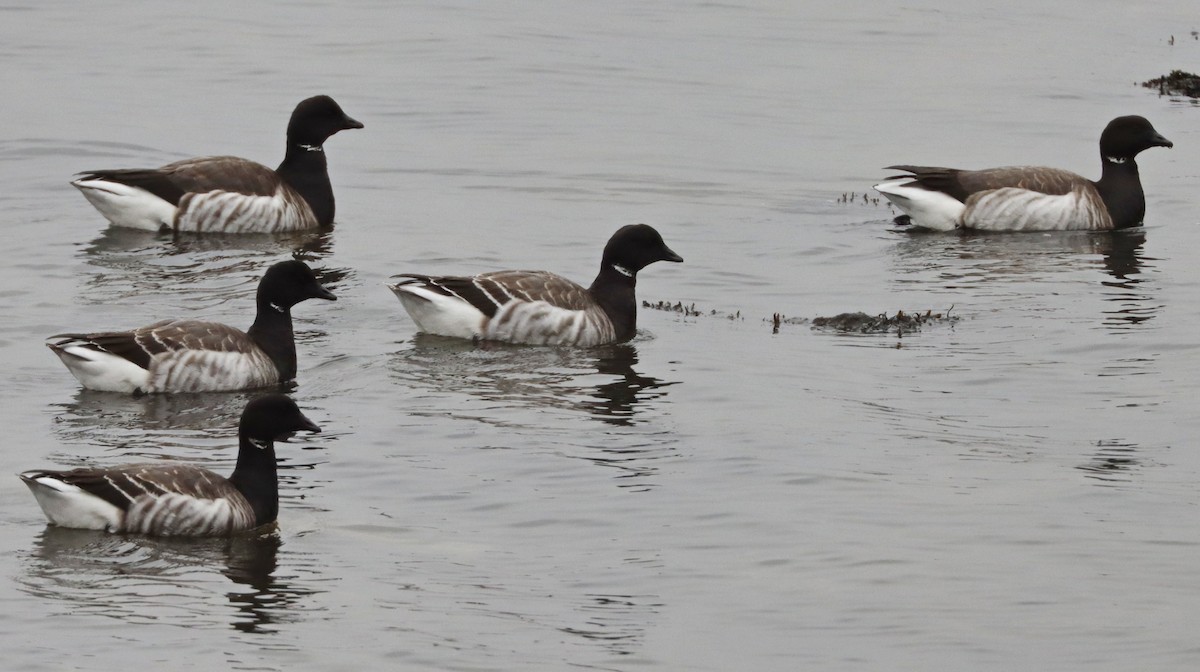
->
<box><xmin>601</xmin><ymin>224</ymin><xmax>684</xmax><ymax>276</ymax></box>
<box><xmin>258</xmin><ymin>259</ymin><xmax>337</xmax><ymax>310</ymax></box>
<box><xmin>287</xmin><ymin>95</ymin><xmax>364</xmax><ymax>147</ymax></box>
<box><xmin>240</xmin><ymin>394</ymin><xmax>321</xmax><ymax>446</ymax></box>
<box><xmin>1100</xmin><ymin>115</ymin><xmax>1172</xmax><ymax>162</ymax></box>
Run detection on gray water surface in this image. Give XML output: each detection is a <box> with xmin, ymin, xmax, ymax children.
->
<box><xmin>2</xmin><ymin>2</ymin><xmax>1199</xmax><ymax>670</ymax></box>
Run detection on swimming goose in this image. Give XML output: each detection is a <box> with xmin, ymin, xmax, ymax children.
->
<box><xmin>19</xmin><ymin>394</ymin><xmax>320</xmax><ymax>536</ymax></box>
<box><xmin>387</xmin><ymin>224</ymin><xmax>683</xmax><ymax>346</ymax></box>
<box><xmin>47</xmin><ymin>260</ymin><xmax>336</xmax><ymax>393</ymax></box>
<box><xmin>874</xmin><ymin>116</ymin><xmax>1172</xmax><ymax>231</ymax></box>
<box><xmin>72</xmin><ymin>95</ymin><xmax>363</xmax><ymax>233</ymax></box>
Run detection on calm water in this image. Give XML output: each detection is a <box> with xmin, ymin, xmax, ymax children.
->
<box><xmin>2</xmin><ymin>2</ymin><xmax>1200</xmax><ymax>670</ymax></box>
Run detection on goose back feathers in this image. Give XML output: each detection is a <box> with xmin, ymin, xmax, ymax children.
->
<box><xmin>47</xmin><ymin>260</ymin><xmax>336</xmax><ymax>394</ymax></box>
<box><xmin>72</xmin><ymin>95</ymin><xmax>363</xmax><ymax>233</ymax></box>
<box><xmin>874</xmin><ymin>116</ymin><xmax>1172</xmax><ymax>231</ymax></box>
<box><xmin>20</xmin><ymin>395</ymin><xmax>320</xmax><ymax>536</ymax></box>
<box><xmin>388</xmin><ymin>224</ymin><xmax>683</xmax><ymax>346</ymax></box>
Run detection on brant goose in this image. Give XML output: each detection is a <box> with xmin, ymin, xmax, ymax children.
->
<box><xmin>874</xmin><ymin>116</ymin><xmax>1172</xmax><ymax>231</ymax></box>
<box><xmin>19</xmin><ymin>394</ymin><xmax>320</xmax><ymax>536</ymax></box>
<box><xmin>47</xmin><ymin>260</ymin><xmax>336</xmax><ymax>393</ymax></box>
<box><xmin>387</xmin><ymin>224</ymin><xmax>683</xmax><ymax>346</ymax></box>
<box><xmin>72</xmin><ymin>95</ymin><xmax>363</xmax><ymax>233</ymax></box>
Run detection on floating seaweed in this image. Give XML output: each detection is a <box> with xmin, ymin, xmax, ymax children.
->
<box><xmin>809</xmin><ymin>308</ymin><xmax>957</xmax><ymax>336</ymax></box>
<box><xmin>646</xmin><ymin>300</ymin><xmax>955</xmax><ymax>337</ymax></box>
<box><xmin>837</xmin><ymin>191</ymin><xmax>881</xmax><ymax>206</ymax></box>
<box><xmin>642</xmin><ymin>300</ymin><xmax>743</xmax><ymax>321</ymax></box>
<box><xmin>1140</xmin><ymin>69</ymin><xmax>1200</xmax><ymax>99</ymax></box>
<box><xmin>769</xmin><ymin>313</ymin><xmax>808</xmax><ymax>334</ymax></box>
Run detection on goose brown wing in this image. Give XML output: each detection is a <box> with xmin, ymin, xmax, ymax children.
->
<box><xmin>73</xmin><ymin>168</ymin><xmax>187</xmax><ymax>205</ymax></box>
<box><xmin>956</xmin><ymin>166</ymin><xmax>1086</xmax><ymax>197</ymax></box>
<box><xmin>394</xmin><ymin>270</ymin><xmax>592</xmax><ymax>319</ymax></box>
<box><xmin>49</xmin><ymin>320</ymin><xmax>254</xmax><ymax>369</ymax></box>
<box><xmin>479</xmin><ymin>270</ymin><xmax>593</xmax><ymax>310</ymax></box>
<box><xmin>24</xmin><ymin>464</ymin><xmax>237</xmax><ymax>511</ymax></box>
<box><xmin>160</xmin><ymin>156</ymin><xmax>281</xmax><ymax>197</ymax></box>
<box><xmin>888</xmin><ymin>165</ymin><xmax>1087</xmax><ymax>202</ymax></box>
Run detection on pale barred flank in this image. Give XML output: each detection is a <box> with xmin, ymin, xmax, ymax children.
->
<box><xmin>124</xmin><ymin>492</ymin><xmax>253</xmax><ymax>536</ymax></box>
<box><xmin>176</xmin><ymin>188</ymin><xmax>315</xmax><ymax>233</ymax></box>
<box><xmin>24</xmin><ymin>464</ymin><xmax>257</xmax><ymax>535</ymax></box>
<box><xmin>51</xmin><ymin>319</ymin><xmax>281</xmax><ymax>393</ymax></box>
<box><xmin>393</xmin><ymin>270</ymin><xmax>620</xmax><ymax>346</ymax></box>
<box><xmin>483</xmin><ymin>300</ymin><xmax>616</xmax><ymax>346</ymax></box>
<box><xmin>147</xmin><ymin>348</ymin><xmax>279</xmax><ymax>393</ymax></box>
<box><xmin>964</xmin><ymin>186</ymin><xmax>1113</xmax><ymax>231</ymax></box>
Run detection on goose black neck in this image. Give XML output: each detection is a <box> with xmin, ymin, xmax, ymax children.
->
<box><xmin>247</xmin><ymin>300</ymin><xmax>298</xmax><ymax>381</ymax></box>
<box><xmin>1096</xmin><ymin>157</ymin><xmax>1146</xmax><ymax>229</ymax></box>
<box><xmin>276</xmin><ymin>143</ymin><xmax>335</xmax><ymax>227</ymax></box>
<box><xmin>228</xmin><ymin>436</ymin><xmax>280</xmax><ymax>527</ymax></box>
<box><xmin>588</xmin><ymin>264</ymin><xmax>639</xmax><ymax>343</ymax></box>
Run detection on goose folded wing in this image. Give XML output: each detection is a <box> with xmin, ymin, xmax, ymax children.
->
<box><xmin>956</xmin><ymin>166</ymin><xmax>1085</xmax><ymax>197</ymax></box>
<box><xmin>73</xmin><ymin>168</ymin><xmax>188</xmax><ymax>205</ymax></box>
<box><xmin>396</xmin><ymin>270</ymin><xmax>593</xmax><ymax>317</ymax></box>
<box><xmin>160</xmin><ymin>156</ymin><xmax>282</xmax><ymax>197</ymax></box>
<box><xmin>885</xmin><ymin>165</ymin><xmax>1086</xmax><ymax>201</ymax></box>
<box><xmin>479</xmin><ymin>270</ymin><xmax>593</xmax><ymax>310</ymax></box>
<box><xmin>51</xmin><ymin>320</ymin><xmax>256</xmax><ymax>369</ymax></box>
<box><xmin>30</xmin><ymin>465</ymin><xmax>239</xmax><ymax>510</ymax></box>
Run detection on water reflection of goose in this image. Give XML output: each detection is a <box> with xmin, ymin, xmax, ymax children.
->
<box><xmin>77</xmin><ymin>226</ymin><xmax>341</xmax><ymax>304</ymax></box>
<box><xmin>19</xmin><ymin>527</ymin><xmax>321</xmax><ymax>633</ymax></box>
<box><xmin>392</xmin><ymin>336</ymin><xmax>677</xmax><ymax>427</ymax></box>
<box><xmin>391</xmin><ymin>337</ymin><xmax>679</xmax><ymax>488</ymax></box>
<box><xmin>584</xmin><ymin>343</ymin><xmax>678</xmax><ymax>426</ymax></box>
<box><xmin>888</xmin><ymin>228</ymin><xmax>1158</xmax><ymax>330</ymax></box>
<box><xmin>890</xmin><ymin>229</ymin><xmax>1144</xmax><ymax>281</ymax></box>
<box><xmin>222</xmin><ymin>532</ymin><xmax>323</xmax><ymax>634</ymax></box>
<box><xmin>559</xmin><ymin>592</ymin><xmax>660</xmax><ymax>657</ymax></box>
<box><xmin>1077</xmin><ymin>439</ymin><xmax>1144</xmax><ymax>485</ymax></box>
<box><xmin>49</xmin><ymin>389</ymin><xmax>259</xmax><ymax>456</ymax></box>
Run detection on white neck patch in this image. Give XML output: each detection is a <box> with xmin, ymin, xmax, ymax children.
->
<box><xmin>1105</xmin><ymin>155</ymin><xmax>1127</xmax><ymax>164</ymax></box>
<box><xmin>270</xmin><ymin>302</ymin><xmax>286</xmax><ymax>313</ymax></box>
<box><xmin>250</xmin><ymin>438</ymin><xmax>270</xmax><ymax>451</ymax></box>
<box><xmin>612</xmin><ymin>264</ymin><xmax>634</xmax><ymax>278</ymax></box>
<box><xmin>298</xmin><ymin>143</ymin><xmax>323</xmax><ymax>153</ymax></box>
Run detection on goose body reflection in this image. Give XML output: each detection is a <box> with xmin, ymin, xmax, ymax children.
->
<box><xmin>23</xmin><ymin>526</ymin><xmax>321</xmax><ymax>633</ymax></box>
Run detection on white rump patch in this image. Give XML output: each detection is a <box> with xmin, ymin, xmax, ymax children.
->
<box><xmin>388</xmin><ymin>282</ymin><xmax>488</xmax><ymax>339</ymax></box>
<box><xmin>873</xmin><ymin>177</ymin><xmax>964</xmax><ymax>231</ymax></box>
<box><xmin>20</xmin><ymin>474</ymin><xmax>124</xmax><ymax>531</ymax></box>
<box><xmin>48</xmin><ymin>343</ymin><xmax>150</xmax><ymax>393</ymax></box>
<box><xmin>72</xmin><ymin>178</ymin><xmax>178</xmax><ymax>231</ymax></box>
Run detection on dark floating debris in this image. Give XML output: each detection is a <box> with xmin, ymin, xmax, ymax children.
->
<box><xmin>642</xmin><ymin>300</ymin><xmax>742</xmax><ymax>321</ymax></box>
<box><xmin>809</xmin><ymin>307</ymin><xmax>957</xmax><ymax>336</ymax></box>
<box><xmin>1141</xmin><ymin>69</ymin><xmax>1200</xmax><ymax>99</ymax></box>
<box><xmin>837</xmin><ymin>191</ymin><xmax>881</xmax><ymax>206</ymax></box>
<box><xmin>645</xmin><ymin>299</ymin><xmax>956</xmax><ymax>337</ymax></box>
